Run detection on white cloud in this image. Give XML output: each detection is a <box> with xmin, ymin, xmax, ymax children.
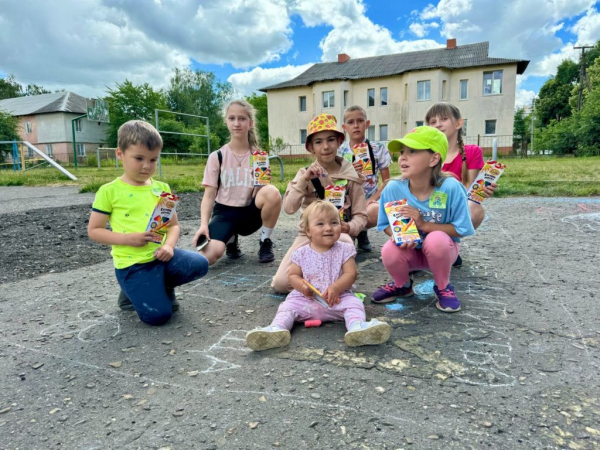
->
<box><xmin>409</xmin><ymin>21</ymin><xmax>439</xmax><ymax>38</ymax></box>
<box><xmin>228</xmin><ymin>63</ymin><xmax>314</xmax><ymax>97</ymax></box>
<box><xmin>570</xmin><ymin>7</ymin><xmax>600</xmax><ymax>45</ymax></box>
<box><xmin>515</xmin><ymin>89</ymin><xmax>537</xmax><ymax>108</ymax></box>
<box><xmin>0</xmin><ymin>0</ymin><xmax>190</xmax><ymax>97</ymax></box>
<box><xmin>410</xmin><ymin>0</ymin><xmax>597</xmax><ymax>80</ymax></box>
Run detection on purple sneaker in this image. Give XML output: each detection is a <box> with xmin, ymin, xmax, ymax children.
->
<box><xmin>434</xmin><ymin>284</ymin><xmax>461</xmax><ymax>312</ymax></box>
<box><xmin>372</xmin><ymin>280</ymin><xmax>413</xmax><ymax>304</ymax></box>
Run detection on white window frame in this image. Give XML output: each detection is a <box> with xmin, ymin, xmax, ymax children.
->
<box><xmin>299</xmin><ymin>96</ymin><xmax>306</xmax><ymax>112</ymax></box>
<box><xmin>27</xmin><ymin>147</ymin><xmax>34</xmax><ymax>158</ymax></box>
<box><xmin>75</xmin><ymin>119</ymin><xmax>82</xmax><ymax>132</ymax></box>
<box><xmin>460</xmin><ymin>80</ymin><xmax>468</xmax><ymax>100</ymax></box>
<box><xmin>46</xmin><ymin>144</ymin><xmax>53</xmax><ymax>157</ymax></box>
<box><xmin>25</xmin><ymin>121</ymin><xmax>32</xmax><ymax>133</ymax></box>
<box><xmin>485</xmin><ymin>119</ymin><xmax>497</xmax><ymax>135</ymax></box>
<box><xmin>300</xmin><ymin>129</ymin><xmax>307</xmax><ymax>144</ymax></box>
<box><xmin>322</xmin><ymin>91</ymin><xmax>335</xmax><ymax>108</ymax></box>
<box><xmin>77</xmin><ymin>143</ymin><xmax>86</xmax><ymax>156</ymax></box>
<box><xmin>380</xmin><ymin>87</ymin><xmax>388</xmax><ymax>106</ymax></box>
<box><xmin>417</xmin><ymin>81</ymin><xmax>431</xmax><ymax>101</ymax></box>
<box><xmin>367</xmin><ymin>88</ymin><xmax>375</xmax><ymax>107</ymax></box>
<box><xmin>462</xmin><ymin>119</ymin><xmax>468</xmax><ymax>137</ymax></box>
<box><xmin>442</xmin><ymin>80</ymin><xmax>447</xmax><ymax>100</ymax></box>
<box><xmin>343</xmin><ymin>90</ymin><xmax>349</xmax><ymax>108</ymax></box>
<box><xmin>379</xmin><ymin>124</ymin><xmax>388</xmax><ymax>141</ymax></box>
<box><xmin>367</xmin><ymin>125</ymin><xmax>375</xmax><ymax>141</ymax></box>
<box><xmin>483</xmin><ymin>70</ymin><xmax>503</xmax><ymax>96</ymax></box>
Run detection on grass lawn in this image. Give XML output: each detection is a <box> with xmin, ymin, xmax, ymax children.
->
<box><xmin>0</xmin><ymin>156</ymin><xmax>599</xmax><ymax>197</ymax></box>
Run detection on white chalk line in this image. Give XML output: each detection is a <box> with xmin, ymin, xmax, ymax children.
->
<box><xmin>0</xmin><ymin>337</ymin><xmax>414</xmax><ymax>424</ymax></box>
<box><xmin>499</xmin><ymin>225</ymin><xmax>593</xmax><ymax>366</ymax></box>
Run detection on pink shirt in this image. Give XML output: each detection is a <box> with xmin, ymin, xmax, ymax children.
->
<box><xmin>202</xmin><ymin>144</ymin><xmax>255</xmax><ymax>207</ymax></box>
<box><xmin>442</xmin><ymin>144</ymin><xmax>484</xmax><ymax>182</ymax></box>
<box><xmin>289</xmin><ymin>241</ymin><xmax>356</xmax><ymax>297</ymax></box>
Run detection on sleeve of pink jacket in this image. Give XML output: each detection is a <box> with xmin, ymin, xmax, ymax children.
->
<box><xmin>346</xmin><ymin>180</ymin><xmax>368</xmax><ymax>237</ymax></box>
<box><xmin>283</xmin><ymin>168</ymin><xmax>310</xmax><ymax>215</ymax></box>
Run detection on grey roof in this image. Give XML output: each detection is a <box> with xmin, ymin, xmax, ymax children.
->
<box><xmin>0</xmin><ymin>92</ymin><xmax>88</xmax><ymax>116</ymax></box>
<box><xmin>260</xmin><ymin>42</ymin><xmax>529</xmax><ymax>91</ymax></box>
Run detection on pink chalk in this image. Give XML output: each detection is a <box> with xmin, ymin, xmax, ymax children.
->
<box><xmin>305</xmin><ymin>320</ymin><xmax>322</xmax><ymax>328</ymax></box>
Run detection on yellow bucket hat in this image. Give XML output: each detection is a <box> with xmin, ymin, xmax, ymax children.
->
<box><xmin>305</xmin><ymin>113</ymin><xmax>345</xmax><ymax>150</ymax></box>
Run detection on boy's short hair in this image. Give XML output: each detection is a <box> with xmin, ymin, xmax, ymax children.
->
<box><xmin>300</xmin><ymin>200</ymin><xmax>340</xmax><ymax>234</ymax></box>
<box><xmin>343</xmin><ymin>105</ymin><xmax>367</xmax><ymax>122</ymax></box>
<box><xmin>118</xmin><ymin>120</ymin><xmax>163</xmax><ymax>152</ymax></box>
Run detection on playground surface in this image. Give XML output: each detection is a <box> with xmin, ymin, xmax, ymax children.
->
<box><xmin>1</xmin><ymin>186</ymin><xmax>599</xmax><ymax>449</ymax></box>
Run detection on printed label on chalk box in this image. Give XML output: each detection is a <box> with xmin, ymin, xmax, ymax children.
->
<box><xmin>146</xmin><ymin>192</ymin><xmax>180</xmax><ymax>244</ymax></box>
<box><xmin>467</xmin><ymin>160</ymin><xmax>506</xmax><ymax>205</ymax></box>
<box><xmin>384</xmin><ymin>199</ymin><xmax>422</xmax><ymax>246</ymax></box>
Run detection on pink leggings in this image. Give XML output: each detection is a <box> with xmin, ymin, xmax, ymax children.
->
<box><xmin>381</xmin><ymin>231</ymin><xmax>459</xmax><ymax>290</ymax></box>
<box><xmin>271</xmin><ymin>293</ymin><xmax>365</xmax><ymax>331</ymax></box>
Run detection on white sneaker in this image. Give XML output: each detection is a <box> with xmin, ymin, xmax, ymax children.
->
<box><xmin>246</xmin><ymin>326</ymin><xmax>291</xmax><ymax>351</ymax></box>
<box><xmin>344</xmin><ymin>319</ymin><xmax>391</xmax><ymax>347</ymax></box>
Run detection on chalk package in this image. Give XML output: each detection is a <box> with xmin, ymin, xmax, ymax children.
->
<box><xmin>324</xmin><ymin>184</ymin><xmax>346</xmax><ymax>221</ymax></box>
<box><xmin>467</xmin><ymin>160</ymin><xmax>506</xmax><ymax>204</ymax></box>
<box><xmin>352</xmin><ymin>143</ymin><xmax>373</xmax><ymax>176</ymax></box>
<box><xmin>252</xmin><ymin>151</ymin><xmax>270</xmax><ymax>186</ymax></box>
<box><xmin>146</xmin><ymin>192</ymin><xmax>180</xmax><ymax>243</ymax></box>
<box><xmin>384</xmin><ymin>199</ymin><xmax>422</xmax><ymax>246</ymax></box>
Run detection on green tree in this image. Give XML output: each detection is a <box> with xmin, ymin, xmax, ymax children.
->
<box><xmin>572</xmin><ymin>57</ymin><xmax>600</xmax><ymax>155</ymax></box>
<box><xmin>105</xmin><ymin>80</ymin><xmax>167</xmax><ymax>147</ymax></box>
<box><xmin>246</xmin><ymin>93</ymin><xmax>268</xmax><ymax>149</ymax></box>
<box><xmin>0</xmin><ymin>75</ymin><xmax>23</xmax><ymax>100</ymax></box>
<box><xmin>513</xmin><ymin>107</ymin><xmax>530</xmax><ymax>156</ymax></box>
<box><xmin>24</xmin><ymin>84</ymin><xmax>52</xmax><ymax>96</ymax></box>
<box><xmin>535</xmin><ymin>60</ymin><xmax>579</xmax><ymax>127</ymax></box>
<box><xmin>166</xmin><ymin>68</ymin><xmax>233</xmax><ymax>147</ymax></box>
<box><xmin>0</xmin><ymin>110</ymin><xmax>20</xmax><ymax>160</ymax></box>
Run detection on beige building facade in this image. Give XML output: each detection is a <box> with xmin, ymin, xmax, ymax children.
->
<box><xmin>262</xmin><ymin>41</ymin><xmax>528</xmax><ymax>154</ymax></box>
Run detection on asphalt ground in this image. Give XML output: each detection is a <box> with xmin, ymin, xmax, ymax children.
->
<box><xmin>1</xmin><ymin>186</ymin><xmax>599</xmax><ymax>449</ymax></box>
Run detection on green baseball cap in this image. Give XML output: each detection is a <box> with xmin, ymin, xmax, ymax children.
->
<box><xmin>387</xmin><ymin>126</ymin><xmax>448</xmax><ymax>162</ymax></box>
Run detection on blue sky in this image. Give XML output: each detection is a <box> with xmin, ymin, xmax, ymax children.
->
<box><xmin>1</xmin><ymin>0</ymin><xmax>599</xmax><ymax>107</ymax></box>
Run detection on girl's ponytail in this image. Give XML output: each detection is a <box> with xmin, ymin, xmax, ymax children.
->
<box><xmin>457</xmin><ymin>127</ymin><xmax>468</xmax><ymax>184</ymax></box>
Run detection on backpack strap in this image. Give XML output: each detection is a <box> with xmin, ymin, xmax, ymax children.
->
<box><xmin>216</xmin><ymin>150</ymin><xmax>223</xmax><ymax>193</ymax></box>
<box><xmin>365</xmin><ymin>139</ymin><xmax>377</xmax><ymax>173</ymax></box>
<box><xmin>305</xmin><ymin>166</ymin><xmax>325</xmax><ymax>200</ymax></box>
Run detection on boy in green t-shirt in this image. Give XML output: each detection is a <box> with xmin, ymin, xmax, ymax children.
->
<box><xmin>88</xmin><ymin>120</ymin><xmax>209</xmax><ymax>326</ymax></box>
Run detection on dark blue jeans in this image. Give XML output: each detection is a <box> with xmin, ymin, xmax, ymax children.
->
<box><xmin>115</xmin><ymin>249</ymin><xmax>209</xmax><ymax>326</ymax></box>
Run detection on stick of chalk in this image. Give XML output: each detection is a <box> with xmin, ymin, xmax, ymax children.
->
<box><xmin>305</xmin><ymin>320</ymin><xmax>322</xmax><ymax>328</ymax></box>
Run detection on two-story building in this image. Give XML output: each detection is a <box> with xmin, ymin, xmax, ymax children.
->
<box><xmin>261</xmin><ymin>40</ymin><xmax>529</xmax><ymax>155</ymax></box>
<box><xmin>0</xmin><ymin>91</ymin><xmax>108</xmax><ymax>163</ymax></box>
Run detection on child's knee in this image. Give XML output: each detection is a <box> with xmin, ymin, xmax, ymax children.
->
<box><xmin>138</xmin><ymin>309</ymin><xmax>172</xmax><ymax>326</ymax></box>
<box><xmin>191</xmin><ymin>254</ymin><xmax>210</xmax><ymax>279</ymax></box>
<box><xmin>271</xmin><ymin>275</ymin><xmax>291</xmax><ymax>294</ymax></box>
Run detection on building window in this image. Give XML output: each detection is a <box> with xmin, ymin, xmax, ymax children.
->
<box><xmin>28</xmin><ymin>147</ymin><xmax>34</xmax><ymax>158</ymax></box>
<box><xmin>322</xmin><ymin>91</ymin><xmax>334</xmax><ymax>108</ymax></box>
<box><xmin>367</xmin><ymin>125</ymin><xmax>375</xmax><ymax>141</ymax></box>
<box><xmin>46</xmin><ymin>144</ymin><xmax>53</xmax><ymax>157</ymax></box>
<box><xmin>462</xmin><ymin>119</ymin><xmax>468</xmax><ymax>136</ymax></box>
<box><xmin>380</xmin><ymin>87</ymin><xmax>388</xmax><ymax>106</ymax></box>
<box><xmin>77</xmin><ymin>143</ymin><xmax>86</xmax><ymax>156</ymax></box>
<box><xmin>442</xmin><ymin>80</ymin><xmax>447</xmax><ymax>100</ymax></box>
<box><xmin>483</xmin><ymin>70</ymin><xmax>503</xmax><ymax>95</ymax></box>
<box><xmin>404</xmin><ymin>83</ymin><xmax>408</xmax><ymax>102</ymax></box>
<box><xmin>343</xmin><ymin>90</ymin><xmax>349</xmax><ymax>108</ymax></box>
<box><xmin>417</xmin><ymin>81</ymin><xmax>431</xmax><ymax>101</ymax></box>
<box><xmin>367</xmin><ymin>88</ymin><xmax>375</xmax><ymax>107</ymax></box>
<box><xmin>25</xmin><ymin>122</ymin><xmax>32</xmax><ymax>133</ymax></box>
<box><xmin>300</xmin><ymin>129</ymin><xmax>307</xmax><ymax>144</ymax></box>
<box><xmin>299</xmin><ymin>96</ymin><xmax>306</xmax><ymax>112</ymax></box>
<box><xmin>379</xmin><ymin>124</ymin><xmax>388</xmax><ymax>141</ymax></box>
<box><xmin>485</xmin><ymin>120</ymin><xmax>497</xmax><ymax>135</ymax></box>
<box><xmin>460</xmin><ymin>80</ymin><xmax>468</xmax><ymax>100</ymax></box>
<box><xmin>416</xmin><ymin>121</ymin><xmax>424</xmax><ymax>127</ymax></box>
<box><xmin>75</xmin><ymin>119</ymin><xmax>83</xmax><ymax>132</ymax></box>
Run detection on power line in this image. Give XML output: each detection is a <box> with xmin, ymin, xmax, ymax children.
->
<box><xmin>574</xmin><ymin>44</ymin><xmax>595</xmax><ymax>111</ymax></box>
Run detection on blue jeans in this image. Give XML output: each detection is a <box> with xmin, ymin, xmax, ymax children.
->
<box><xmin>115</xmin><ymin>249</ymin><xmax>209</xmax><ymax>326</ymax></box>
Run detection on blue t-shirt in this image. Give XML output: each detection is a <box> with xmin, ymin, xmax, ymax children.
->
<box><xmin>377</xmin><ymin>177</ymin><xmax>475</xmax><ymax>243</ymax></box>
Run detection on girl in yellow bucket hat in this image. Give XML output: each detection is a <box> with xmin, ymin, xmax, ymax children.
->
<box><xmin>271</xmin><ymin>113</ymin><xmax>368</xmax><ymax>294</ymax></box>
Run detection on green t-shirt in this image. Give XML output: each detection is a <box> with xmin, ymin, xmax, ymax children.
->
<box><xmin>92</xmin><ymin>178</ymin><xmax>172</xmax><ymax>269</ymax></box>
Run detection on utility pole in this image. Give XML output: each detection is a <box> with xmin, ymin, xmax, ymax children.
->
<box><xmin>574</xmin><ymin>45</ymin><xmax>594</xmax><ymax>111</ymax></box>
<box><xmin>530</xmin><ymin>97</ymin><xmax>535</xmax><ymax>156</ymax></box>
